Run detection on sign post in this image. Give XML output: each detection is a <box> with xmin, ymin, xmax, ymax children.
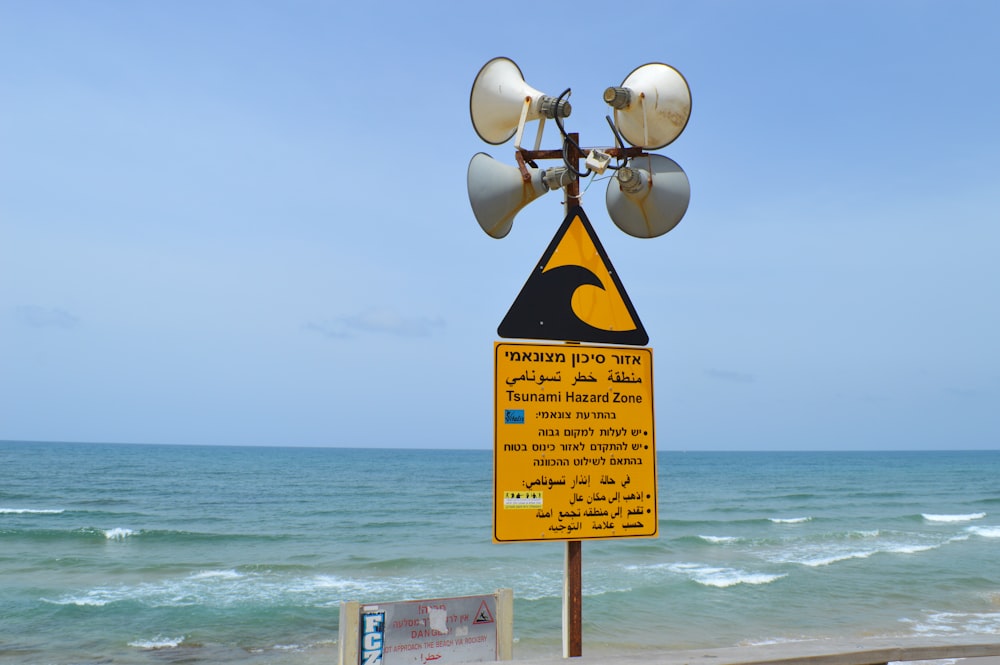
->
<box><xmin>466</xmin><ymin>58</ymin><xmax>692</xmax><ymax>658</ymax></box>
<box><xmin>491</xmin><ymin>138</ymin><xmax>660</xmax><ymax>658</ymax></box>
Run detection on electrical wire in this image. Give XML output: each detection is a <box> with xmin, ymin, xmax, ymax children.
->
<box><xmin>552</xmin><ymin>88</ymin><xmax>592</xmax><ymax>179</ymax></box>
<box><xmin>605</xmin><ymin>115</ymin><xmax>628</xmax><ymax>171</ymax></box>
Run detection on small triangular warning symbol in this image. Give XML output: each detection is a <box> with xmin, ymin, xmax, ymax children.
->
<box><xmin>473</xmin><ymin>600</ymin><xmax>495</xmax><ymax>624</ymax></box>
<box><xmin>498</xmin><ymin>206</ymin><xmax>648</xmax><ymax>346</ymax></box>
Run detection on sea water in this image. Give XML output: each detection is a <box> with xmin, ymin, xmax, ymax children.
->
<box><xmin>2</xmin><ymin>442</ymin><xmax>999</xmax><ymax>664</ymax></box>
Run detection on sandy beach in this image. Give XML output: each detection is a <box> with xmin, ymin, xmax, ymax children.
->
<box><xmin>512</xmin><ymin>638</ymin><xmax>1000</xmax><ymax>665</ymax></box>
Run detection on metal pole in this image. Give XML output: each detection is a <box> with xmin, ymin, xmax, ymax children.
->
<box><xmin>563</xmin><ymin>540</ymin><xmax>582</xmax><ymax>657</ymax></box>
<box><xmin>561</xmin><ymin>133</ymin><xmax>583</xmax><ymax>659</ymax></box>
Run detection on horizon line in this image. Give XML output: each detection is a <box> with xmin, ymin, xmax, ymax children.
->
<box><xmin>1</xmin><ymin>439</ymin><xmax>998</xmax><ymax>453</ymax></box>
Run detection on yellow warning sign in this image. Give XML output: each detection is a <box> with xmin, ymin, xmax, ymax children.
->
<box><xmin>493</xmin><ymin>341</ymin><xmax>658</xmax><ymax>542</ymax></box>
<box><xmin>498</xmin><ymin>206</ymin><xmax>648</xmax><ymax>346</ymax></box>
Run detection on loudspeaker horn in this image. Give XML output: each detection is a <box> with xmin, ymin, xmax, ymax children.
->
<box><xmin>467</xmin><ymin>152</ymin><xmax>551</xmax><ymax>239</ymax></box>
<box><xmin>470</xmin><ymin>57</ymin><xmax>571</xmax><ymax>146</ymax></box>
<box><xmin>605</xmin><ymin>154</ymin><xmax>690</xmax><ymax>238</ymax></box>
<box><xmin>604</xmin><ymin>63</ymin><xmax>691</xmax><ymax>150</ymax></box>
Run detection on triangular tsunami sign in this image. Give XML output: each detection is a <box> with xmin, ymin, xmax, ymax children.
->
<box><xmin>498</xmin><ymin>206</ymin><xmax>648</xmax><ymax>346</ymax></box>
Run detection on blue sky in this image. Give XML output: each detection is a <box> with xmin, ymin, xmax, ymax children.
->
<box><xmin>2</xmin><ymin>1</ymin><xmax>998</xmax><ymax>450</ymax></box>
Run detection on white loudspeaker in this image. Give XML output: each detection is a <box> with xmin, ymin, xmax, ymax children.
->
<box><xmin>467</xmin><ymin>152</ymin><xmax>551</xmax><ymax>239</ymax></box>
<box><xmin>470</xmin><ymin>57</ymin><xmax>571</xmax><ymax>146</ymax></box>
<box><xmin>604</xmin><ymin>63</ymin><xmax>691</xmax><ymax>150</ymax></box>
<box><xmin>605</xmin><ymin>154</ymin><xmax>690</xmax><ymax>239</ymax></box>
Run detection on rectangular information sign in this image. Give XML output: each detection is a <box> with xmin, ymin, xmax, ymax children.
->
<box><xmin>355</xmin><ymin>593</ymin><xmax>502</xmax><ymax>665</ymax></box>
<box><xmin>493</xmin><ymin>341</ymin><xmax>658</xmax><ymax>542</ymax></box>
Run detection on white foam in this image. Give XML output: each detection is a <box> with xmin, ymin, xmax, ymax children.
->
<box><xmin>783</xmin><ymin>538</ymin><xmax>947</xmax><ymax>567</ymax></box>
<box><xmin>669</xmin><ymin>563</ymin><xmax>786</xmax><ymax>588</ymax></box>
<box><xmin>922</xmin><ymin>512</ymin><xmax>986</xmax><ymax>523</ymax></box>
<box><xmin>771</xmin><ymin>529</ymin><xmax>954</xmax><ymax>567</ymax></box>
<box><xmin>968</xmin><ymin>525</ymin><xmax>1000</xmax><ymax>538</ymax></box>
<box><xmin>769</xmin><ymin>517</ymin><xmax>812</xmax><ymax>524</ymax></box>
<box><xmin>191</xmin><ymin>569</ymin><xmax>242</xmax><ymax>580</ymax></box>
<box><xmin>0</xmin><ymin>507</ymin><xmax>64</xmax><ymax>514</ymax></box>
<box><xmin>886</xmin><ymin>542</ymin><xmax>938</xmax><ymax>555</ymax></box>
<box><xmin>43</xmin><ymin>590</ymin><xmax>113</xmax><ymax>606</ymax></box>
<box><xmin>45</xmin><ymin>569</ymin><xmax>436</xmax><ymax>610</ymax></box>
<box><xmin>792</xmin><ymin>550</ymin><xmax>876</xmax><ymax>567</ymax></box>
<box><xmin>698</xmin><ymin>535</ymin><xmax>738</xmax><ymax>544</ymax></box>
<box><xmin>128</xmin><ymin>635</ymin><xmax>185</xmax><ymax>649</ymax></box>
<box><xmin>902</xmin><ymin>610</ymin><xmax>1000</xmax><ymax>636</ymax></box>
<box><xmin>743</xmin><ymin>637</ymin><xmax>812</xmax><ymax>647</ymax></box>
<box><xmin>104</xmin><ymin>527</ymin><xmax>137</xmax><ymax>540</ymax></box>
<box><xmin>852</xmin><ymin>529</ymin><xmax>881</xmax><ymax>538</ymax></box>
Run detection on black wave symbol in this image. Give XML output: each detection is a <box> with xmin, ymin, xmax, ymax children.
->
<box><xmin>499</xmin><ymin>264</ymin><xmax>639</xmax><ymax>344</ymax></box>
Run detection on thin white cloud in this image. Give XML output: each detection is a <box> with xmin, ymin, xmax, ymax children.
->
<box><xmin>305</xmin><ymin>308</ymin><xmax>445</xmax><ymax>339</ymax></box>
<box><xmin>705</xmin><ymin>368</ymin><xmax>756</xmax><ymax>384</ymax></box>
<box><xmin>14</xmin><ymin>305</ymin><xmax>80</xmax><ymax>330</ymax></box>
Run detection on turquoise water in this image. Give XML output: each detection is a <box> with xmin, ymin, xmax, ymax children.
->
<box><xmin>2</xmin><ymin>442</ymin><xmax>999</xmax><ymax>664</ymax></box>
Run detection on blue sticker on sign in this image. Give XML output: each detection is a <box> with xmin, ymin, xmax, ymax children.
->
<box><xmin>360</xmin><ymin>611</ymin><xmax>384</xmax><ymax>665</ymax></box>
<box><xmin>504</xmin><ymin>409</ymin><xmax>525</xmax><ymax>424</ymax></box>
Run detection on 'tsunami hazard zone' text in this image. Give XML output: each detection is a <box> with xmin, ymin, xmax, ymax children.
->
<box><xmin>493</xmin><ymin>342</ymin><xmax>657</xmax><ymax>542</ymax></box>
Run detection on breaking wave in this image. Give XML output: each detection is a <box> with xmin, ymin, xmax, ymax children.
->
<box><xmin>922</xmin><ymin>512</ymin><xmax>986</xmax><ymax>523</ymax></box>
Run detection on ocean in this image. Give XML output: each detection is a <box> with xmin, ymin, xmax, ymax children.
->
<box><xmin>2</xmin><ymin>442</ymin><xmax>999</xmax><ymax>664</ymax></box>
